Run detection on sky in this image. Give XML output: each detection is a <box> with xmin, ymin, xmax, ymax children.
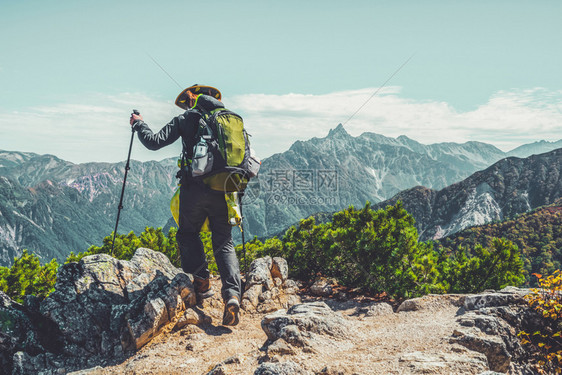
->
<box><xmin>0</xmin><ymin>0</ymin><xmax>561</xmax><ymax>163</ymax></box>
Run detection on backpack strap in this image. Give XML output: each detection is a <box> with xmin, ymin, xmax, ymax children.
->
<box><xmin>195</xmin><ymin>106</ymin><xmax>224</xmax><ymax>138</ymax></box>
<box><xmin>195</xmin><ymin>107</ymin><xmax>229</xmax><ymax>161</ymax></box>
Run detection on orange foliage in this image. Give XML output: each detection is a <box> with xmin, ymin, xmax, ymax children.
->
<box><xmin>519</xmin><ymin>270</ymin><xmax>562</xmax><ymax>373</ymax></box>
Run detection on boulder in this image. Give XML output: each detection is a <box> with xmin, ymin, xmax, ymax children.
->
<box><xmin>243</xmin><ymin>284</ymin><xmax>263</xmax><ymax>310</ymax></box>
<box><xmin>125</xmin><ymin>272</ymin><xmax>194</xmax><ymax>349</ymax></box>
<box><xmin>452</xmin><ymin>331</ymin><xmax>511</xmax><ymax>373</ymax></box>
<box><xmin>246</xmin><ymin>257</ymin><xmax>274</xmax><ymax>290</ymax></box>
<box><xmin>397</xmin><ymin>294</ymin><xmax>465</xmax><ymax>312</ymax></box>
<box><xmin>254</xmin><ymin>360</ymin><xmax>311</xmax><ymax>375</ymax></box>
<box><xmin>452</xmin><ymin>288</ymin><xmax>539</xmax><ymax>374</ymax></box>
<box><xmin>463</xmin><ymin>290</ymin><xmax>527</xmax><ymax>311</ymax></box>
<box><xmin>174</xmin><ymin>307</ymin><xmax>212</xmax><ymax>330</ymax></box>
<box><xmin>261</xmin><ymin>302</ymin><xmax>349</xmax><ymax>351</ymax></box>
<box><xmin>355</xmin><ymin>302</ymin><xmax>394</xmax><ymax>317</ymax></box>
<box><xmin>241</xmin><ymin>257</ymin><xmax>301</xmax><ymax>313</ymax></box>
<box><xmin>14</xmin><ymin>248</ymin><xmax>196</xmax><ymax>374</ymax></box>
<box><xmin>0</xmin><ymin>292</ymin><xmax>63</xmax><ymax>375</ymax></box>
<box><xmin>310</xmin><ymin>278</ymin><xmax>333</xmax><ymax>297</ymax></box>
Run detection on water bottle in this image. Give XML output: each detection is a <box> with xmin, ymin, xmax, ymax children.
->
<box><xmin>194</xmin><ymin>139</ymin><xmax>208</xmax><ymax>159</ymax></box>
<box><xmin>192</xmin><ymin>138</ymin><xmax>211</xmax><ymax>176</ymax></box>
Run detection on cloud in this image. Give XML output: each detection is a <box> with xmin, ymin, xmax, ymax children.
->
<box><xmin>0</xmin><ymin>93</ymin><xmax>182</xmax><ymax>163</ymax></box>
<box><xmin>229</xmin><ymin>87</ymin><xmax>562</xmax><ymax>156</ymax></box>
<box><xmin>0</xmin><ymin>88</ymin><xmax>561</xmax><ymax>163</ymax></box>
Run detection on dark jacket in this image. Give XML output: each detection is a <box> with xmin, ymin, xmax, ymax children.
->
<box><xmin>132</xmin><ymin>94</ymin><xmax>225</xmax><ymax>160</ymax></box>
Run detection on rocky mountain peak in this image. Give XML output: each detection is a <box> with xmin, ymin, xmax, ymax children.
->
<box><xmin>326</xmin><ymin>123</ymin><xmax>350</xmax><ymax>138</ymax></box>
<box><xmin>396</xmin><ymin>134</ymin><xmax>415</xmax><ymax>143</ymax></box>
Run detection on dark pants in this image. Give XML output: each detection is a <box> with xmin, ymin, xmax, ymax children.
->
<box><xmin>176</xmin><ymin>182</ymin><xmax>242</xmax><ymax>301</ymax></box>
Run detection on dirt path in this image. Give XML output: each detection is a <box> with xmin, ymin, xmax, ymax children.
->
<box><xmin>81</xmin><ymin>285</ymin><xmax>490</xmax><ymax>375</ymax></box>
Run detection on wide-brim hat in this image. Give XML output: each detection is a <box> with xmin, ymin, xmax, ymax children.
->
<box><xmin>175</xmin><ymin>84</ymin><xmax>222</xmax><ymax>110</ymax></box>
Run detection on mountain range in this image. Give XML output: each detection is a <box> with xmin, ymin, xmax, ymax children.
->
<box><xmin>0</xmin><ymin>128</ymin><xmax>560</xmax><ymax>266</ymax></box>
<box><xmin>0</xmin><ymin>151</ymin><xmax>177</xmax><ymax>265</ymax></box>
<box><xmin>249</xmin><ymin>125</ymin><xmax>508</xmax><ymax>236</ymax></box>
<box><xmin>376</xmin><ymin>148</ymin><xmax>562</xmax><ymax>241</ymax></box>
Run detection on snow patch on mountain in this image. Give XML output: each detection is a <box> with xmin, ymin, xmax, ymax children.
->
<box><xmin>0</xmin><ymin>152</ymin><xmax>25</xmax><ymax>162</ymax></box>
<box><xmin>366</xmin><ymin>167</ymin><xmax>387</xmax><ymax>201</ymax></box>
<box><xmin>436</xmin><ymin>182</ymin><xmax>503</xmax><ymax>239</ymax></box>
<box><xmin>0</xmin><ymin>223</ymin><xmax>17</xmax><ymax>249</ymax></box>
<box><xmin>521</xmin><ymin>191</ymin><xmax>532</xmax><ymax>212</ymax></box>
<box><xmin>12</xmin><ymin>210</ymin><xmax>46</xmax><ymax>232</ymax></box>
<box><xmin>66</xmin><ymin>172</ymin><xmax>119</xmax><ymax>202</ymax></box>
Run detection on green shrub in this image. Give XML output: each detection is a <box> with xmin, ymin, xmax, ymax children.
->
<box><xmin>439</xmin><ymin>238</ymin><xmax>525</xmax><ymax>293</ymax></box>
<box><xmin>66</xmin><ymin>227</ymin><xmax>182</xmax><ymax>267</ymax></box>
<box><xmin>0</xmin><ymin>250</ymin><xmax>59</xmax><ymax>303</ymax></box>
<box><xmin>237</xmin><ymin>202</ymin><xmax>525</xmax><ymax>299</ymax></box>
<box><xmin>234</xmin><ymin>236</ymin><xmax>284</xmax><ymax>275</ymax></box>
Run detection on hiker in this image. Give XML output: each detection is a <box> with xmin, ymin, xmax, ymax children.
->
<box><xmin>129</xmin><ymin>85</ymin><xmax>242</xmax><ymax>326</ymax></box>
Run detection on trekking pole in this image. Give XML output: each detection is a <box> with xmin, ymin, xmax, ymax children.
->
<box><xmin>239</xmin><ymin>192</ymin><xmax>248</xmax><ymax>275</ymax></box>
<box><xmin>111</xmin><ymin>109</ymin><xmax>139</xmax><ymax>255</ymax></box>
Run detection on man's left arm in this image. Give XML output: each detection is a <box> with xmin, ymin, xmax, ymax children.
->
<box><xmin>131</xmin><ymin>114</ymin><xmax>183</xmax><ymax>151</ymax></box>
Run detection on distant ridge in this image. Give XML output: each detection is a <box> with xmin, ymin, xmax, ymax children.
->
<box><xmin>508</xmin><ymin>139</ymin><xmax>562</xmax><ymax>158</ymax></box>
<box><xmin>375</xmin><ymin>148</ymin><xmax>562</xmax><ymax>241</ymax></box>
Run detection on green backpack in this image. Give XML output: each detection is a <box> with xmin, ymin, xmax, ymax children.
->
<box><xmin>190</xmin><ymin>106</ymin><xmax>260</xmax><ymax>192</ymax></box>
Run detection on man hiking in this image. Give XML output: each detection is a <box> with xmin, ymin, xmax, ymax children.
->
<box><xmin>129</xmin><ymin>85</ymin><xmax>242</xmax><ymax>326</ymax></box>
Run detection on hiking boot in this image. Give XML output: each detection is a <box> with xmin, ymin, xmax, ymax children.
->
<box><xmin>193</xmin><ymin>275</ymin><xmax>214</xmax><ymax>299</ymax></box>
<box><xmin>222</xmin><ymin>296</ymin><xmax>240</xmax><ymax>326</ymax></box>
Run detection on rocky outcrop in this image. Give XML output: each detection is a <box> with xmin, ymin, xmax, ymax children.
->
<box><xmin>9</xmin><ymin>248</ymin><xmax>196</xmax><ymax>374</ymax></box>
<box><xmin>0</xmin><ymin>292</ymin><xmax>63</xmax><ymax>375</ymax></box>
<box><xmin>376</xmin><ymin>148</ymin><xmax>562</xmax><ymax>240</ymax></box>
<box><xmin>241</xmin><ymin>256</ymin><xmax>301</xmax><ymax>314</ymax></box>
<box><xmin>255</xmin><ymin>295</ymin><xmax>507</xmax><ymax>374</ymax></box>
<box><xmin>83</xmin><ymin>281</ymin><xmax>542</xmax><ymax>374</ymax></box>
<box><xmin>309</xmin><ymin>277</ymin><xmax>334</xmax><ymax>297</ymax></box>
<box><xmin>261</xmin><ymin>301</ymin><xmax>350</xmax><ymax>356</ymax></box>
<box><xmin>3</xmin><ymin>245</ymin><xmax>544</xmax><ymax>375</ymax></box>
<box><xmin>254</xmin><ymin>360</ymin><xmax>311</xmax><ymax>375</ymax></box>
<box><xmin>451</xmin><ymin>287</ymin><xmax>537</xmax><ymax>374</ymax></box>
<box><xmin>2</xmin><ymin>252</ymin><xmax>305</xmax><ymax>374</ymax></box>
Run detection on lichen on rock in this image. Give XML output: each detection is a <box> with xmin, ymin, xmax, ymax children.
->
<box><xmin>261</xmin><ymin>301</ymin><xmax>349</xmax><ymax>353</ymax></box>
<box><xmin>241</xmin><ymin>256</ymin><xmax>301</xmax><ymax>314</ymax></box>
<box><xmin>16</xmin><ymin>248</ymin><xmax>196</xmax><ymax>374</ymax></box>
